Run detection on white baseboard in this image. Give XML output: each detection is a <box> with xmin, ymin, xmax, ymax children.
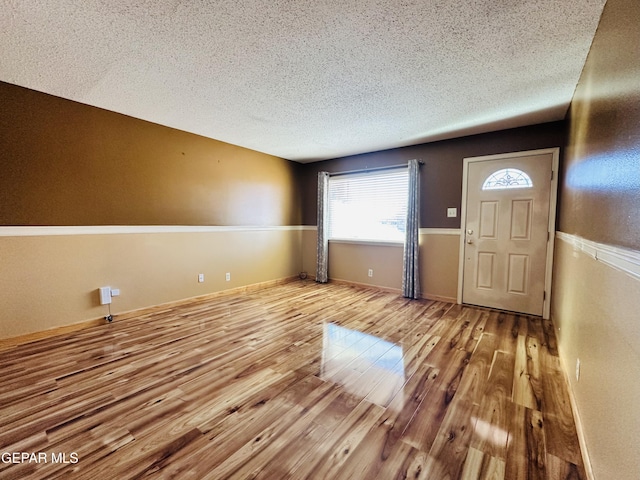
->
<box><xmin>555</xmin><ymin>338</ymin><xmax>595</xmax><ymax>480</ymax></box>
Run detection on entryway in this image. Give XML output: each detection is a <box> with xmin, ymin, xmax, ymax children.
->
<box><xmin>457</xmin><ymin>148</ymin><xmax>559</xmax><ymax>318</ymax></box>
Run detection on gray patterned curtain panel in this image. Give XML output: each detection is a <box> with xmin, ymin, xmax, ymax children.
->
<box><xmin>316</xmin><ymin>171</ymin><xmax>330</xmax><ymax>283</ymax></box>
<box><xmin>402</xmin><ymin>159</ymin><xmax>420</xmax><ymax>298</ymax></box>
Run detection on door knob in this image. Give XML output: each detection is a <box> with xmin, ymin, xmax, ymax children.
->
<box><xmin>466</xmin><ymin>238</ymin><xmax>474</xmax><ymax>244</ymax></box>
<box><xmin>467</xmin><ymin>229</ymin><xmax>474</xmax><ymax>235</ymax></box>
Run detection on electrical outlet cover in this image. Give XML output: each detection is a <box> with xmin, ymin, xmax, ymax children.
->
<box><xmin>99</xmin><ymin>286</ymin><xmax>112</xmax><ymax>305</ymax></box>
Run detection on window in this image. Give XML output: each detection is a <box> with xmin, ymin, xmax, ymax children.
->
<box><xmin>482</xmin><ymin>168</ymin><xmax>533</xmax><ymax>190</ymax></box>
<box><xmin>328</xmin><ymin>169</ymin><xmax>408</xmax><ymax>242</ymax></box>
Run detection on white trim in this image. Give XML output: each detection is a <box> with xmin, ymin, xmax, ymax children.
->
<box><xmin>302</xmin><ymin>226</ymin><xmax>461</xmax><ymax>236</ymax></box>
<box><xmin>0</xmin><ymin>225</ymin><xmax>309</xmax><ymax>237</ymax></box>
<box><xmin>556</xmin><ymin>232</ymin><xmax>640</xmax><ymax>281</ymax></box>
<box><xmin>419</xmin><ymin>228</ymin><xmax>461</xmax><ymax>235</ymax></box>
<box><xmin>545</xmin><ymin>149</ymin><xmax>560</xmax><ymax>320</ymax></box>
<box><xmin>556</xmin><ymin>340</ymin><xmax>596</xmax><ymax>480</ymax></box>
<box><xmin>329</xmin><ymin>239</ymin><xmax>404</xmax><ymax>248</ymax></box>
<box><xmin>458</xmin><ymin>160</ymin><xmax>471</xmax><ymax>307</ymax></box>
<box><xmin>457</xmin><ymin>148</ymin><xmax>560</xmax><ymax>319</ymax></box>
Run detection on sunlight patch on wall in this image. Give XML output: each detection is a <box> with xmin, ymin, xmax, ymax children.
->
<box><xmin>566</xmin><ymin>151</ymin><xmax>640</xmax><ymax>192</ymax></box>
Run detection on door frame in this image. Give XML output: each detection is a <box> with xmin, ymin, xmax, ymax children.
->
<box><xmin>456</xmin><ymin>148</ymin><xmax>560</xmax><ymax>319</ymax></box>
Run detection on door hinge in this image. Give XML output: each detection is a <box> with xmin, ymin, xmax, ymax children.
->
<box><xmin>543</xmin><ymin>291</ymin><xmax>546</xmax><ymax>300</ymax></box>
<box><xmin>547</xmin><ymin>231</ymin><xmax>550</xmax><ymax>242</ymax></box>
<box><xmin>551</xmin><ymin>170</ymin><xmax>554</xmax><ymax>180</ymax></box>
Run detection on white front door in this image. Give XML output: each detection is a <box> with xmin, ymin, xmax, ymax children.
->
<box><xmin>460</xmin><ymin>149</ymin><xmax>558</xmax><ymax>317</ymax></box>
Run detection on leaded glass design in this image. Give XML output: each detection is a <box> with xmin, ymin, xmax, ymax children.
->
<box><xmin>482</xmin><ymin>168</ymin><xmax>533</xmax><ymax>190</ymax></box>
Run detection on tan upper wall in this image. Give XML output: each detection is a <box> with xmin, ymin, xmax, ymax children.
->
<box><xmin>560</xmin><ymin>0</ymin><xmax>640</xmax><ymax>250</ymax></box>
<box><xmin>0</xmin><ymin>82</ymin><xmax>301</xmax><ymax>227</ymax></box>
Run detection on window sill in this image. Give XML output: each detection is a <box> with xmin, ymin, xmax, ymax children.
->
<box><xmin>329</xmin><ymin>238</ymin><xmax>404</xmax><ymax>247</ymax></box>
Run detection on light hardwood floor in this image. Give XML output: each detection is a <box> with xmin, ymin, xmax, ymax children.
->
<box><xmin>0</xmin><ymin>281</ymin><xmax>586</xmax><ymax>479</ymax></box>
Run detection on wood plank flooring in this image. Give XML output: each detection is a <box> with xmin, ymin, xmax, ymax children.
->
<box><xmin>0</xmin><ymin>281</ymin><xmax>586</xmax><ymax>479</ymax></box>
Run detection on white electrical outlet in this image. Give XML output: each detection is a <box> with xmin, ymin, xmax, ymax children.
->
<box><xmin>447</xmin><ymin>207</ymin><xmax>457</xmax><ymax>218</ymax></box>
<box><xmin>99</xmin><ymin>286</ymin><xmax>112</xmax><ymax>305</ymax></box>
<box><xmin>198</xmin><ymin>274</ymin><xmax>205</xmax><ymax>283</ymax></box>
<box><xmin>368</xmin><ymin>269</ymin><xmax>373</xmax><ymax>277</ymax></box>
<box><xmin>576</xmin><ymin>358</ymin><xmax>581</xmax><ymax>381</ymax></box>
<box><xmin>225</xmin><ymin>272</ymin><xmax>231</xmax><ymax>281</ymax></box>
<box><xmin>111</xmin><ymin>288</ymin><xmax>120</xmax><ymax>297</ymax></box>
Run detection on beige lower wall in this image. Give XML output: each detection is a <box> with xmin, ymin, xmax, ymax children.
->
<box><xmin>3</xmin><ymin>226</ymin><xmax>460</xmax><ymax>340</ymax></box>
<box><xmin>301</xmin><ymin>229</ymin><xmax>459</xmax><ymax>301</ymax></box>
<box><xmin>301</xmin><ymin>228</ymin><xmax>318</xmax><ymax>280</ymax></box>
<box><xmin>329</xmin><ymin>241</ymin><xmax>404</xmax><ymax>291</ymax></box>
<box><xmin>552</xmin><ymin>235</ymin><xmax>640</xmax><ymax>480</ymax></box>
<box><xmin>0</xmin><ymin>228</ymin><xmax>303</xmax><ymax>339</ymax></box>
<box><xmin>419</xmin><ymin>232</ymin><xmax>460</xmax><ymax>301</ymax></box>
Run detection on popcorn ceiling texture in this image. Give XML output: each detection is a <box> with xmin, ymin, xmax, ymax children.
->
<box><xmin>0</xmin><ymin>0</ymin><xmax>606</xmax><ymax>162</ymax></box>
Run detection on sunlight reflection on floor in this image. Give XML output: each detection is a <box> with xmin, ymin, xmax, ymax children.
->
<box><xmin>320</xmin><ymin>322</ymin><xmax>406</xmax><ymax>408</ymax></box>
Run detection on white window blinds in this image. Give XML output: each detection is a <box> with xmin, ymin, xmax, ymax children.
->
<box><xmin>328</xmin><ymin>168</ymin><xmax>408</xmax><ymax>242</ymax></box>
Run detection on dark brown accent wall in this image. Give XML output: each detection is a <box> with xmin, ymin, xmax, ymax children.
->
<box><xmin>0</xmin><ymin>82</ymin><xmax>302</xmax><ymax>226</ymax></box>
<box><xmin>561</xmin><ymin>0</ymin><xmax>640</xmax><ymax>250</ymax></box>
<box><xmin>300</xmin><ymin>122</ymin><xmax>566</xmax><ymax>227</ymax></box>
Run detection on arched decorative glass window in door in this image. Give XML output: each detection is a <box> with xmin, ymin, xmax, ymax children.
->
<box><xmin>482</xmin><ymin>168</ymin><xmax>533</xmax><ymax>190</ymax></box>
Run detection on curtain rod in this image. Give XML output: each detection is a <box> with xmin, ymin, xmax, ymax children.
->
<box><xmin>329</xmin><ymin>160</ymin><xmax>423</xmax><ymax>177</ymax></box>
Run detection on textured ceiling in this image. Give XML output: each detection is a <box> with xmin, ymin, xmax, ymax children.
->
<box><xmin>1</xmin><ymin>0</ymin><xmax>606</xmax><ymax>162</ymax></box>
